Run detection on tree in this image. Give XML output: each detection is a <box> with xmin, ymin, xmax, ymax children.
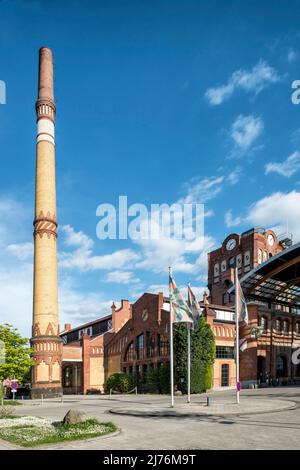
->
<box><xmin>174</xmin><ymin>317</ymin><xmax>215</xmax><ymax>394</ymax></box>
<box><xmin>0</xmin><ymin>324</ymin><xmax>34</xmax><ymax>384</ymax></box>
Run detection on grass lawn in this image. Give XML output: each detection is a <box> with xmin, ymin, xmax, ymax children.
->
<box><xmin>0</xmin><ymin>417</ymin><xmax>117</xmax><ymax>447</ymax></box>
<box><xmin>2</xmin><ymin>400</ymin><xmax>21</xmax><ymax>406</ymax></box>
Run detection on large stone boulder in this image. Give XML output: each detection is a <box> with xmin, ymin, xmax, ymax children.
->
<box><xmin>63</xmin><ymin>409</ymin><xmax>89</xmax><ymax>425</ymax></box>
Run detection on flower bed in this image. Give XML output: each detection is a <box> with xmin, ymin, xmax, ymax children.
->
<box><xmin>0</xmin><ymin>416</ymin><xmax>117</xmax><ymax>447</ymax></box>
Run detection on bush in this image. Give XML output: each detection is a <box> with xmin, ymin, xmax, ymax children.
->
<box><xmin>159</xmin><ymin>364</ymin><xmax>170</xmax><ymax>394</ymax></box>
<box><xmin>105</xmin><ymin>373</ymin><xmax>137</xmax><ymax>393</ymax></box>
<box><xmin>145</xmin><ymin>368</ymin><xmax>160</xmax><ymax>393</ymax></box>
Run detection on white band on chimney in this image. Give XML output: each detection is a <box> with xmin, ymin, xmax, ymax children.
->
<box><xmin>37</xmin><ymin>118</ymin><xmax>55</xmax><ymax>145</ymax></box>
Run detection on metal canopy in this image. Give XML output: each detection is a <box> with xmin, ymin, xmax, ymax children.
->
<box><xmin>229</xmin><ymin>242</ymin><xmax>300</xmax><ymax>307</ymax></box>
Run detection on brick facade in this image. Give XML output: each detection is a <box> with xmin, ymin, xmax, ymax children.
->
<box><xmin>59</xmin><ymin>228</ymin><xmax>300</xmax><ymax>394</ymax></box>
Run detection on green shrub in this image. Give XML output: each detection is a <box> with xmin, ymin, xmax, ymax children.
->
<box><xmin>204</xmin><ymin>365</ymin><xmax>213</xmax><ymax>391</ymax></box>
<box><xmin>159</xmin><ymin>363</ymin><xmax>170</xmax><ymax>394</ymax></box>
<box><xmin>145</xmin><ymin>368</ymin><xmax>160</xmax><ymax>392</ymax></box>
<box><xmin>174</xmin><ymin>317</ymin><xmax>216</xmax><ymax>394</ymax></box>
<box><xmin>105</xmin><ymin>373</ymin><xmax>137</xmax><ymax>393</ymax></box>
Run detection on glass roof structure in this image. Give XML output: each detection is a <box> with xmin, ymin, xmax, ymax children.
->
<box><xmin>229</xmin><ymin>242</ymin><xmax>300</xmax><ymax>307</ymax></box>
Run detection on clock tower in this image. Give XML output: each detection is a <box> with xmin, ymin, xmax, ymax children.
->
<box><xmin>207</xmin><ymin>228</ymin><xmax>283</xmax><ymax>305</ymax></box>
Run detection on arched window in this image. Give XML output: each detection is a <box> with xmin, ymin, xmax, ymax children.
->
<box><xmin>275</xmin><ymin>318</ymin><xmax>282</xmax><ymax>333</ymax></box>
<box><xmin>260</xmin><ymin>316</ymin><xmax>268</xmax><ymax>331</ymax></box>
<box><xmin>158</xmin><ymin>334</ymin><xmax>169</xmax><ymax>356</ymax></box>
<box><xmin>146</xmin><ymin>332</ymin><xmax>155</xmax><ymax>358</ymax></box>
<box><xmin>136</xmin><ymin>334</ymin><xmax>144</xmax><ymax>360</ymax></box>
<box><xmin>124</xmin><ymin>341</ymin><xmax>134</xmax><ymax>362</ymax></box>
<box><xmin>283</xmin><ymin>320</ymin><xmax>289</xmax><ymax>334</ymax></box>
<box><xmin>63</xmin><ymin>366</ymin><xmax>72</xmax><ymax>388</ymax></box>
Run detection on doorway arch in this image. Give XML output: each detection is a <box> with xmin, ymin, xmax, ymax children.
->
<box><xmin>257</xmin><ymin>356</ymin><xmax>266</xmax><ymax>383</ymax></box>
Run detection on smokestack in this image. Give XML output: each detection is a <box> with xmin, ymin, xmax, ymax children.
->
<box><xmin>31</xmin><ymin>47</ymin><xmax>62</xmax><ymax>399</ymax></box>
<box><xmin>38</xmin><ymin>47</ymin><xmax>54</xmax><ymax>102</ymax></box>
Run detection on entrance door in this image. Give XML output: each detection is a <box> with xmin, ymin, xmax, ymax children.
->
<box><xmin>221</xmin><ymin>364</ymin><xmax>229</xmax><ymax>387</ymax></box>
<box><xmin>257</xmin><ymin>356</ymin><xmax>266</xmax><ymax>383</ymax></box>
<box><xmin>276</xmin><ymin>356</ymin><xmax>287</xmax><ymax>378</ymax></box>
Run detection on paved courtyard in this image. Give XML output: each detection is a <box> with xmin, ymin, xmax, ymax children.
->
<box><xmin>1</xmin><ymin>387</ymin><xmax>300</xmax><ymax>450</ymax></box>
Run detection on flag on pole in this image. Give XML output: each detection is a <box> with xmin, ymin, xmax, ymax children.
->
<box><xmin>233</xmin><ymin>276</ymin><xmax>249</xmax><ymax>324</ymax></box>
<box><xmin>187</xmin><ymin>284</ymin><xmax>202</xmax><ymax>325</ymax></box>
<box><xmin>169</xmin><ymin>274</ymin><xmax>193</xmax><ymax>323</ymax></box>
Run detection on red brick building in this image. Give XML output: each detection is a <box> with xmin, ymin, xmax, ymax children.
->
<box><xmin>59</xmin><ymin>227</ymin><xmax>300</xmax><ymax>394</ymax></box>
<box><xmin>60</xmin><ymin>293</ymin><xmax>237</xmax><ymax>393</ymax></box>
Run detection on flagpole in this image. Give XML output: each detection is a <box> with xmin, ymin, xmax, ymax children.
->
<box><xmin>169</xmin><ymin>267</ymin><xmax>174</xmax><ymax>408</ymax></box>
<box><xmin>187</xmin><ymin>325</ymin><xmax>191</xmax><ymax>403</ymax></box>
<box><xmin>235</xmin><ymin>267</ymin><xmax>240</xmax><ymax>404</ymax></box>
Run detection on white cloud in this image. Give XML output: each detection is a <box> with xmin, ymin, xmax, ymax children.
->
<box><xmin>59</xmin><ymin>276</ymin><xmax>112</xmax><ymax>326</ymax></box>
<box><xmin>148</xmin><ymin>283</ymin><xmax>206</xmax><ymax>301</ymax></box>
<box><xmin>134</xmin><ymin>228</ymin><xmax>216</xmax><ymax>275</ymax></box>
<box><xmin>59</xmin><ymin>225</ymin><xmax>140</xmax><ymax>271</ymax></box>
<box><xmin>6</xmin><ymin>242</ymin><xmax>34</xmax><ymax>260</ymax></box>
<box><xmin>61</xmin><ymin>224</ymin><xmax>93</xmax><ymax>250</ymax></box>
<box><xmin>205</xmin><ymin>59</ymin><xmax>280</xmax><ymax>105</ymax></box>
<box><xmin>182</xmin><ymin>175</ymin><xmax>224</xmax><ymax>203</ymax></box>
<box><xmin>105</xmin><ymin>271</ymin><xmax>140</xmax><ymax>284</ymax></box>
<box><xmin>246</xmin><ymin>190</ymin><xmax>300</xmax><ymax>241</ymax></box>
<box><xmin>225</xmin><ymin>210</ymin><xmax>242</xmax><ymax>228</ymax></box>
<box><xmin>230</xmin><ymin>114</ymin><xmax>264</xmax><ymax>154</ymax></box>
<box><xmin>204</xmin><ymin>209</ymin><xmax>214</xmax><ymax>218</ymax></box>
<box><xmin>228</xmin><ymin>167</ymin><xmax>242</xmax><ymax>185</ymax></box>
<box><xmin>265</xmin><ymin>151</ymin><xmax>300</xmax><ymax>177</ymax></box>
<box><xmin>287</xmin><ymin>49</ymin><xmax>298</xmax><ymax>63</ymax></box>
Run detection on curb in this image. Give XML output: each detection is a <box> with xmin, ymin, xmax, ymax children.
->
<box><xmin>109</xmin><ymin>400</ymin><xmax>299</xmax><ymax>418</ymax></box>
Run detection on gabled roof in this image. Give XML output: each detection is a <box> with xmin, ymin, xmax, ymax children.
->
<box><xmin>229</xmin><ymin>242</ymin><xmax>300</xmax><ymax>307</ymax></box>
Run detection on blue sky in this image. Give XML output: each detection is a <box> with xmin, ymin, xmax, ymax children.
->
<box><xmin>1</xmin><ymin>0</ymin><xmax>300</xmax><ymax>336</ymax></box>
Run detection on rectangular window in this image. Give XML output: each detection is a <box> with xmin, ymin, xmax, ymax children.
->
<box><xmin>222</xmin><ymin>293</ymin><xmax>227</xmax><ymax>305</ymax></box>
<box><xmin>216</xmin><ymin>346</ymin><xmax>234</xmax><ymax>359</ymax></box>
<box><xmin>221</xmin><ymin>364</ymin><xmax>229</xmax><ymax>387</ymax></box>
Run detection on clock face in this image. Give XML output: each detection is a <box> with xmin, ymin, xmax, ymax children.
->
<box><xmin>267</xmin><ymin>234</ymin><xmax>274</xmax><ymax>246</ymax></box>
<box><xmin>226</xmin><ymin>238</ymin><xmax>236</xmax><ymax>251</ymax></box>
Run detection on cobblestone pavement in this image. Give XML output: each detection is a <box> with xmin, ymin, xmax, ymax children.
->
<box><xmin>0</xmin><ymin>387</ymin><xmax>300</xmax><ymax>450</ymax></box>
